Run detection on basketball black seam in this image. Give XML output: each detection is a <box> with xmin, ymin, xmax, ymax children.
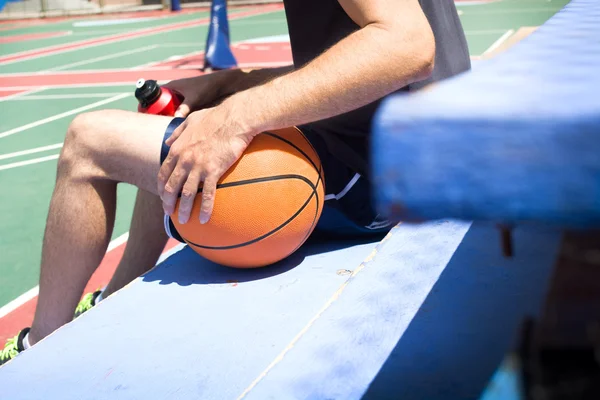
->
<box><xmin>289</xmin><ymin>166</ymin><xmax>323</xmax><ymax>255</ymax></box>
<box><xmin>262</xmin><ymin>131</ymin><xmax>319</xmax><ymax>174</ymax></box>
<box><xmin>261</xmin><ymin>130</ymin><xmax>325</xmax><ymax>251</ymax></box>
<box><xmin>263</xmin><ymin>130</ymin><xmax>325</xmax><ymax>246</ymax></box>
<box><xmin>183</xmin><ymin>175</ymin><xmax>318</xmax><ymax>250</ymax></box>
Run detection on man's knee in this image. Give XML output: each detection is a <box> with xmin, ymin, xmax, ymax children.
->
<box><xmin>59</xmin><ymin>111</ymin><xmax>107</xmax><ymax>179</ymax></box>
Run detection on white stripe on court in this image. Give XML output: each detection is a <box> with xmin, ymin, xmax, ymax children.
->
<box><xmin>156</xmin><ymin>43</ymin><xmax>203</xmax><ymax>48</ymax></box>
<box><xmin>72</xmin><ymin>18</ymin><xmax>158</xmax><ymax>27</ymax></box>
<box><xmin>43</xmin><ymin>45</ymin><xmax>158</xmax><ymax>73</ymax></box>
<box><xmin>0</xmin><ymin>287</ymin><xmax>39</xmax><ymax>320</ymax></box>
<box><xmin>0</xmin><ymin>154</ymin><xmax>59</xmax><ymax>171</ymax></box>
<box><xmin>0</xmin><ymin>143</ymin><xmax>63</xmax><ymax>161</ymax></box>
<box><xmin>484</xmin><ymin>29</ymin><xmax>515</xmax><ymax>55</ymax></box>
<box><xmin>0</xmin><ymin>87</ymin><xmax>47</xmax><ymax>102</ymax></box>
<box><xmin>0</xmin><ymin>93</ymin><xmax>130</xmax><ymax>140</ymax></box>
<box><xmin>156</xmin><ymin>243</ymin><xmax>186</xmax><ymax>265</ymax></box>
<box><xmin>0</xmin><ymin>233</ymin><xmax>130</xmax><ymax>319</ymax></box>
<box><xmin>0</xmin><ymin>83</ymin><xmax>135</xmax><ymax>91</ymax></box>
<box><xmin>242</xmin><ymin>34</ymin><xmax>290</xmax><ymax>43</ymax></box>
<box><xmin>5</xmin><ymin>93</ymin><xmax>127</xmax><ymax>100</ymax></box>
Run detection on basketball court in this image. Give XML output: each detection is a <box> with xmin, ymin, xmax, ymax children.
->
<box><xmin>0</xmin><ymin>0</ymin><xmax>585</xmax><ymax>398</ymax></box>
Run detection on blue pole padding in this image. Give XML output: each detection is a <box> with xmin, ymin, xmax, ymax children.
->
<box><xmin>204</xmin><ymin>0</ymin><xmax>238</xmax><ymax>70</ymax></box>
<box><xmin>171</xmin><ymin>0</ymin><xmax>181</xmax><ymax>12</ymax></box>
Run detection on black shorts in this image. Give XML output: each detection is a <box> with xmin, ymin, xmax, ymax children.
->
<box><xmin>160</xmin><ymin>118</ymin><xmax>392</xmax><ymax>242</ymax></box>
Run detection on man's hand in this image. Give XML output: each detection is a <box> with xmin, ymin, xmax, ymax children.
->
<box><xmin>157</xmin><ymin>105</ymin><xmax>255</xmax><ymax>224</ymax></box>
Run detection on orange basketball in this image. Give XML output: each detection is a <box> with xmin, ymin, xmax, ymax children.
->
<box><xmin>172</xmin><ymin>127</ymin><xmax>325</xmax><ymax>268</ymax></box>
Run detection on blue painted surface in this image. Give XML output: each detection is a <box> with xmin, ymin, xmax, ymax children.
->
<box><xmin>0</xmin><ymin>238</ymin><xmax>380</xmax><ymax>399</ymax></box>
<box><xmin>0</xmin><ymin>222</ymin><xmax>561</xmax><ymax>399</ymax></box>
<box><xmin>479</xmin><ymin>356</ymin><xmax>523</xmax><ymax>400</ymax></box>
<box><xmin>372</xmin><ymin>0</ymin><xmax>600</xmax><ymax>228</ymax></box>
<box><xmin>203</xmin><ymin>0</ymin><xmax>237</xmax><ymax>70</ymax></box>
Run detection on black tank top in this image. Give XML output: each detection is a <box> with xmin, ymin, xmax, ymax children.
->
<box><xmin>283</xmin><ymin>0</ymin><xmax>471</xmax><ymax>176</ymax></box>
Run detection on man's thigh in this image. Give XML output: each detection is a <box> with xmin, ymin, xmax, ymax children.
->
<box><xmin>67</xmin><ymin>109</ymin><xmax>174</xmax><ymax>195</ymax></box>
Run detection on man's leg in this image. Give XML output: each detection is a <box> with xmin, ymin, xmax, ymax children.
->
<box><xmin>29</xmin><ymin>109</ymin><xmax>173</xmax><ymax>345</ymax></box>
<box><xmin>103</xmin><ymin>189</ymin><xmax>168</xmax><ymax>298</ymax></box>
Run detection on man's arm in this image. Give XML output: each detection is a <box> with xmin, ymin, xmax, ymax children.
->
<box><xmin>226</xmin><ymin>65</ymin><xmax>295</xmax><ymax>95</ymax></box>
<box><xmin>159</xmin><ymin>0</ymin><xmax>436</xmax><ymax>224</ymax></box>
<box><xmin>224</xmin><ymin>0</ymin><xmax>435</xmax><ymax>135</ymax></box>
<box><xmin>164</xmin><ymin>66</ymin><xmax>294</xmax><ymax>117</ymax></box>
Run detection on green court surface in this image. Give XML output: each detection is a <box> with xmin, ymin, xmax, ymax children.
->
<box><xmin>0</xmin><ymin>0</ymin><xmax>569</xmax><ymax>309</ymax></box>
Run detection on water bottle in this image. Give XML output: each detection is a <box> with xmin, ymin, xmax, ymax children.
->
<box><xmin>134</xmin><ymin>78</ymin><xmax>182</xmax><ymax>116</ymax></box>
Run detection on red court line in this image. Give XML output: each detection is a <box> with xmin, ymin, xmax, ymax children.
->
<box><xmin>0</xmin><ymin>89</ymin><xmax>27</xmax><ymax>97</ymax></box>
<box><xmin>0</xmin><ymin>42</ymin><xmax>292</xmax><ymax>89</ymax></box>
<box><xmin>0</xmin><ymin>4</ymin><xmax>283</xmax><ymax>65</ymax></box>
<box><xmin>0</xmin><ymin>21</ymin><xmax>52</xmax><ymax>31</ymax></box>
<box><xmin>0</xmin><ymin>31</ymin><xmax>71</xmax><ymax>44</ymax></box>
<box><xmin>0</xmin><ymin>8</ymin><xmax>205</xmax><ymax>27</ymax></box>
<box><xmin>0</xmin><ymin>69</ymin><xmax>204</xmax><ymax>88</ymax></box>
<box><xmin>0</xmin><ymin>239</ymin><xmax>181</xmax><ymax>345</ymax></box>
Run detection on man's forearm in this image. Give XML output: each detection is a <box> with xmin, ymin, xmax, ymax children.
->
<box><xmin>216</xmin><ymin>65</ymin><xmax>294</xmax><ymax>98</ymax></box>
<box><xmin>223</xmin><ymin>12</ymin><xmax>435</xmax><ymax>136</ymax></box>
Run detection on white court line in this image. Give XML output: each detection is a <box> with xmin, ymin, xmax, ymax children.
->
<box><xmin>146</xmin><ymin>61</ymin><xmax>291</xmax><ymax>70</ymax></box>
<box><xmin>156</xmin><ymin>43</ymin><xmax>204</xmax><ymax>47</ymax></box>
<box><xmin>0</xmin><ymin>83</ymin><xmax>154</xmax><ymax>91</ymax></box>
<box><xmin>0</xmin><ymin>143</ymin><xmax>63</xmax><ymax>161</ymax></box>
<box><xmin>0</xmin><ymin>233</ymin><xmax>130</xmax><ymax>319</ymax></box>
<box><xmin>0</xmin><ymin>154</ymin><xmax>59</xmax><ymax>171</ymax></box>
<box><xmin>484</xmin><ymin>29</ymin><xmax>515</xmax><ymax>55</ymax></box>
<box><xmin>0</xmin><ymin>87</ymin><xmax>47</xmax><ymax>102</ymax></box>
<box><xmin>69</xmin><ymin>30</ymin><xmax>130</xmax><ymax>36</ymax></box>
<box><xmin>6</xmin><ymin>93</ymin><xmax>127</xmax><ymax>100</ymax></box>
<box><xmin>0</xmin><ymin>93</ymin><xmax>130</xmax><ymax>140</ymax></box>
<box><xmin>156</xmin><ymin>243</ymin><xmax>186</xmax><ymax>265</ymax></box>
<box><xmin>0</xmin><ymin>287</ymin><xmax>39</xmax><ymax>320</ymax></box>
<box><xmin>231</xmin><ymin>19</ymin><xmax>286</xmax><ymax>25</ymax></box>
<box><xmin>43</xmin><ymin>45</ymin><xmax>158</xmax><ymax>73</ymax></box>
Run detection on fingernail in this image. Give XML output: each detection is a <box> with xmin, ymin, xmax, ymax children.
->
<box><xmin>178</xmin><ymin>215</ymin><xmax>186</xmax><ymax>224</ymax></box>
<box><xmin>200</xmin><ymin>213</ymin><xmax>209</xmax><ymax>224</ymax></box>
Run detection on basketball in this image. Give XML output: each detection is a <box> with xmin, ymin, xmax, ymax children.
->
<box><xmin>171</xmin><ymin>127</ymin><xmax>325</xmax><ymax>268</ymax></box>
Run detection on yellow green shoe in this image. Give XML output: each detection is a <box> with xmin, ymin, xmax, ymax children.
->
<box><xmin>74</xmin><ymin>290</ymin><xmax>103</xmax><ymax>318</ymax></box>
<box><xmin>0</xmin><ymin>327</ymin><xmax>30</xmax><ymax>366</ymax></box>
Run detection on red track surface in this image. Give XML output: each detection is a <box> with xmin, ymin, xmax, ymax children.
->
<box><xmin>0</xmin><ymin>69</ymin><xmax>204</xmax><ymax>88</ymax></box>
<box><xmin>0</xmin><ymin>89</ymin><xmax>27</xmax><ymax>97</ymax></box>
<box><xmin>0</xmin><ymin>239</ymin><xmax>180</xmax><ymax>344</ymax></box>
<box><xmin>0</xmin><ymin>31</ymin><xmax>71</xmax><ymax>44</ymax></box>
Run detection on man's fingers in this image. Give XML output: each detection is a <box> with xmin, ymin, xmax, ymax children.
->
<box><xmin>157</xmin><ymin>150</ymin><xmax>178</xmax><ymax>198</ymax></box>
<box><xmin>162</xmin><ymin>162</ymin><xmax>191</xmax><ymax>216</ymax></box>
<box><xmin>165</xmin><ymin>119</ymin><xmax>187</xmax><ymax>146</ymax></box>
<box><xmin>174</xmin><ymin>102</ymin><xmax>191</xmax><ymax>118</ymax></box>
<box><xmin>177</xmin><ymin>170</ymin><xmax>201</xmax><ymax>224</ymax></box>
<box><xmin>199</xmin><ymin>174</ymin><xmax>219</xmax><ymax>224</ymax></box>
